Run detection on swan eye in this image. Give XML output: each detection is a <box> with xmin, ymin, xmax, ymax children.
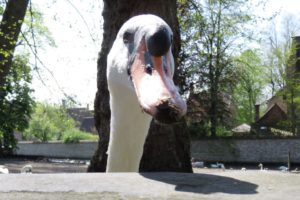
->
<box><xmin>123</xmin><ymin>31</ymin><xmax>134</xmax><ymax>44</ymax></box>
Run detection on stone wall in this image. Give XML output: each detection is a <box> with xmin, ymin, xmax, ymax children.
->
<box><xmin>16</xmin><ymin>139</ymin><xmax>300</xmax><ymax>163</ymax></box>
<box><xmin>16</xmin><ymin>141</ymin><xmax>98</xmax><ymax>159</ymax></box>
<box><xmin>191</xmin><ymin>138</ymin><xmax>300</xmax><ymax>163</ymax></box>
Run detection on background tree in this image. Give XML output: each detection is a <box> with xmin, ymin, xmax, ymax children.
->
<box><xmin>89</xmin><ymin>0</ymin><xmax>192</xmax><ymax>172</ymax></box>
<box><xmin>0</xmin><ymin>0</ymin><xmax>29</xmax><ymax>91</ymax></box>
<box><xmin>178</xmin><ymin>0</ymin><xmax>258</xmax><ymax>136</ymax></box>
<box><xmin>0</xmin><ymin>54</ymin><xmax>34</xmax><ymax>153</ymax></box>
<box><xmin>233</xmin><ymin>49</ymin><xmax>268</xmax><ymax>124</ymax></box>
<box><xmin>0</xmin><ymin>0</ymin><xmax>53</xmax><ymax>153</ymax></box>
<box><xmin>265</xmin><ymin>15</ymin><xmax>300</xmax><ymax>134</ymax></box>
<box><xmin>0</xmin><ymin>0</ymin><xmax>32</xmax><ymax>154</ymax></box>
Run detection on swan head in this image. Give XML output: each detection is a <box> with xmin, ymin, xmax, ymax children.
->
<box><xmin>107</xmin><ymin>14</ymin><xmax>187</xmax><ymax>124</ymax></box>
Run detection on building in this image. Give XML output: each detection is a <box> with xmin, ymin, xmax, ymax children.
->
<box><xmin>254</xmin><ymin>95</ymin><xmax>288</xmax><ymax>131</ymax></box>
<box><xmin>67</xmin><ymin>107</ymin><xmax>97</xmax><ymax>134</ymax></box>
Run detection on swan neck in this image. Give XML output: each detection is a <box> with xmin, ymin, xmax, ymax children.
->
<box><xmin>106</xmin><ymin>89</ymin><xmax>152</xmax><ymax>172</ymax></box>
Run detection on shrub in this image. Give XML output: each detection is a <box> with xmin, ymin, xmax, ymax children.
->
<box><xmin>62</xmin><ymin>129</ymin><xmax>98</xmax><ymax>143</ymax></box>
<box><xmin>24</xmin><ymin>103</ymin><xmax>77</xmax><ymax>142</ymax></box>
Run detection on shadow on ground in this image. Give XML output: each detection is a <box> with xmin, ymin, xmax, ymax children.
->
<box><xmin>141</xmin><ymin>172</ymin><xmax>258</xmax><ymax>195</ymax></box>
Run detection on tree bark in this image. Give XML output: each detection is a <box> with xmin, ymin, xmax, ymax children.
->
<box><xmin>0</xmin><ymin>0</ymin><xmax>29</xmax><ymax>93</ymax></box>
<box><xmin>88</xmin><ymin>0</ymin><xmax>192</xmax><ymax>173</ymax></box>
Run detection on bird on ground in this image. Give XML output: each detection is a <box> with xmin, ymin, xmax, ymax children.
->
<box><xmin>192</xmin><ymin>161</ymin><xmax>204</xmax><ymax>168</ymax></box>
<box><xmin>258</xmin><ymin>163</ymin><xmax>268</xmax><ymax>171</ymax></box>
<box><xmin>278</xmin><ymin>166</ymin><xmax>289</xmax><ymax>172</ymax></box>
<box><xmin>210</xmin><ymin>162</ymin><xmax>225</xmax><ymax>170</ymax></box>
<box><xmin>0</xmin><ymin>165</ymin><xmax>9</xmax><ymax>174</ymax></box>
<box><xmin>21</xmin><ymin>164</ymin><xmax>32</xmax><ymax>174</ymax></box>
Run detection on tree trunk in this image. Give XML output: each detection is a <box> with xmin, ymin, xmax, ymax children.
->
<box><xmin>210</xmin><ymin>86</ymin><xmax>218</xmax><ymax>137</ymax></box>
<box><xmin>88</xmin><ymin>0</ymin><xmax>192</xmax><ymax>173</ymax></box>
<box><xmin>0</xmin><ymin>0</ymin><xmax>29</xmax><ymax>93</ymax></box>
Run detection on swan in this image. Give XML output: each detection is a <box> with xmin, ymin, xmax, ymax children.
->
<box><xmin>106</xmin><ymin>14</ymin><xmax>187</xmax><ymax>172</ymax></box>
<box><xmin>0</xmin><ymin>165</ymin><xmax>9</xmax><ymax>174</ymax></box>
<box><xmin>210</xmin><ymin>162</ymin><xmax>225</xmax><ymax>170</ymax></box>
<box><xmin>278</xmin><ymin>166</ymin><xmax>289</xmax><ymax>172</ymax></box>
<box><xmin>21</xmin><ymin>164</ymin><xmax>32</xmax><ymax>174</ymax></box>
<box><xmin>192</xmin><ymin>161</ymin><xmax>204</xmax><ymax>168</ymax></box>
<box><xmin>258</xmin><ymin>163</ymin><xmax>268</xmax><ymax>171</ymax></box>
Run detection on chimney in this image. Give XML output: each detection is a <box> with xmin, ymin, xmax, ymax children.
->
<box><xmin>87</xmin><ymin>104</ymin><xmax>89</xmax><ymax>110</ymax></box>
<box><xmin>255</xmin><ymin>104</ymin><xmax>260</xmax><ymax>122</ymax></box>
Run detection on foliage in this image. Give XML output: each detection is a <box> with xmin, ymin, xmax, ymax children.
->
<box><xmin>232</xmin><ymin>49</ymin><xmax>268</xmax><ymax>124</ymax></box>
<box><xmin>265</xmin><ymin>16</ymin><xmax>300</xmax><ymax>135</ymax></box>
<box><xmin>20</xmin><ymin>3</ymin><xmax>56</xmax><ymax>49</ymax></box>
<box><xmin>24</xmin><ymin>102</ymin><xmax>97</xmax><ymax>142</ymax></box>
<box><xmin>0</xmin><ymin>0</ymin><xmax>55</xmax><ymax>153</ymax></box>
<box><xmin>62</xmin><ymin>129</ymin><xmax>98</xmax><ymax>143</ymax></box>
<box><xmin>265</xmin><ymin>15</ymin><xmax>300</xmax><ymax>94</ymax></box>
<box><xmin>216</xmin><ymin>125</ymin><xmax>233</xmax><ymax>137</ymax></box>
<box><xmin>24</xmin><ymin>103</ymin><xmax>77</xmax><ymax>142</ymax></box>
<box><xmin>189</xmin><ymin>123</ymin><xmax>233</xmax><ymax>138</ymax></box>
<box><xmin>0</xmin><ymin>54</ymin><xmax>34</xmax><ymax>153</ymax></box>
<box><xmin>178</xmin><ymin>0</ymin><xmax>259</xmax><ymax>136</ymax></box>
<box><xmin>186</xmin><ymin>91</ymin><xmax>233</xmax><ymax>138</ymax></box>
<box><xmin>283</xmin><ymin>40</ymin><xmax>300</xmax><ymax>135</ymax></box>
<box><xmin>189</xmin><ymin>122</ymin><xmax>210</xmax><ymax>138</ymax></box>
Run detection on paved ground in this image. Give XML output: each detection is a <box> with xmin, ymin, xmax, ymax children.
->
<box><xmin>1</xmin><ymin>170</ymin><xmax>300</xmax><ymax>200</ymax></box>
<box><xmin>1</xmin><ymin>158</ymin><xmax>300</xmax><ymax>199</ymax></box>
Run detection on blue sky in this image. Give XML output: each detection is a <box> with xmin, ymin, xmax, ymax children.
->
<box><xmin>25</xmin><ymin>0</ymin><xmax>300</xmax><ymax>108</ymax></box>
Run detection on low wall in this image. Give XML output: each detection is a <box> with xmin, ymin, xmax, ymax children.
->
<box><xmin>191</xmin><ymin>138</ymin><xmax>300</xmax><ymax>163</ymax></box>
<box><xmin>16</xmin><ymin>139</ymin><xmax>300</xmax><ymax>163</ymax></box>
<box><xmin>16</xmin><ymin>141</ymin><xmax>98</xmax><ymax>159</ymax></box>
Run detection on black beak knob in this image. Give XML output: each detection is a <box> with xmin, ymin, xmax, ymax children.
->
<box><xmin>146</xmin><ymin>26</ymin><xmax>171</xmax><ymax>57</ymax></box>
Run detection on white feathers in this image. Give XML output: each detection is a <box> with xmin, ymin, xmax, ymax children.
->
<box><xmin>0</xmin><ymin>165</ymin><xmax>9</xmax><ymax>174</ymax></box>
<box><xmin>21</xmin><ymin>164</ymin><xmax>32</xmax><ymax>174</ymax></box>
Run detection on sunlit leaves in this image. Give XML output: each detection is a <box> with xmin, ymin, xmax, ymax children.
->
<box><xmin>178</xmin><ymin>0</ymin><xmax>267</xmax><ymax>136</ymax></box>
<box><xmin>24</xmin><ymin>103</ymin><xmax>88</xmax><ymax>142</ymax></box>
<box><xmin>21</xmin><ymin>5</ymin><xmax>56</xmax><ymax>48</ymax></box>
<box><xmin>232</xmin><ymin>49</ymin><xmax>268</xmax><ymax>124</ymax></box>
<box><xmin>0</xmin><ymin>54</ymin><xmax>34</xmax><ymax>151</ymax></box>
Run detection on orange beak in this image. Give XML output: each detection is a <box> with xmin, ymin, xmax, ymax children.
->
<box><xmin>130</xmin><ymin>39</ymin><xmax>187</xmax><ymax>124</ymax></box>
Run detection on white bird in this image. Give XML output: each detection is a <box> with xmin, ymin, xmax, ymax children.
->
<box><xmin>210</xmin><ymin>162</ymin><xmax>225</xmax><ymax>170</ymax></box>
<box><xmin>258</xmin><ymin>163</ymin><xmax>268</xmax><ymax>171</ymax></box>
<box><xmin>291</xmin><ymin>168</ymin><xmax>299</xmax><ymax>173</ymax></box>
<box><xmin>0</xmin><ymin>165</ymin><xmax>9</xmax><ymax>174</ymax></box>
<box><xmin>278</xmin><ymin>166</ymin><xmax>289</xmax><ymax>172</ymax></box>
<box><xmin>21</xmin><ymin>164</ymin><xmax>32</xmax><ymax>174</ymax></box>
<box><xmin>106</xmin><ymin>15</ymin><xmax>187</xmax><ymax>172</ymax></box>
<box><xmin>210</xmin><ymin>163</ymin><xmax>219</xmax><ymax>168</ymax></box>
<box><xmin>192</xmin><ymin>161</ymin><xmax>204</xmax><ymax>168</ymax></box>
